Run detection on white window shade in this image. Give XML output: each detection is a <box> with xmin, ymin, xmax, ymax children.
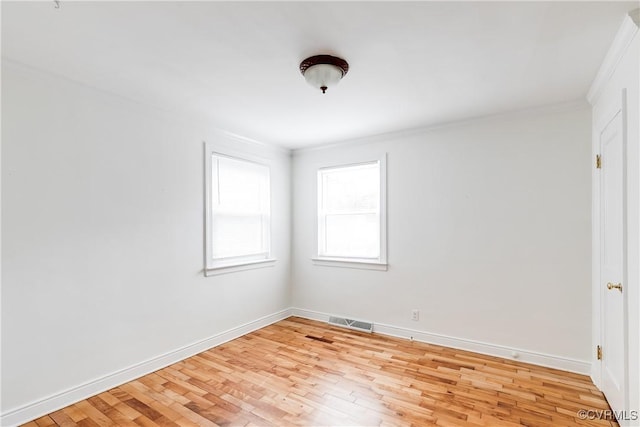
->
<box><xmin>205</xmin><ymin>148</ymin><xmax>273</xmax><ymax>274</ymax></box>
<box><xmin>211</xmin><ymin>156</ymin><xmax>270</xmax><ymax>259</ymax></box>
<box><xmin>324</xmin><ymin>214</ymin><xmax>379</xmax><ymax>258</ymax></box>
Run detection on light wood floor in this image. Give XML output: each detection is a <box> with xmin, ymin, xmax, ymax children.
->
<box><xmin>24</xmin><ymin>317</ymin><xmax>617</xmax><ymax>427</ymax></box>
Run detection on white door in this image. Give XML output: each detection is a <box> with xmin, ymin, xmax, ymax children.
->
<box><xmin>599</xmin><ymin>108</ymin><xmax>626</xmax><ymax>414</ymax></box>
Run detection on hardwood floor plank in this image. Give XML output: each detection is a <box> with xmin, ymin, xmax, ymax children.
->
<box><xmin>73</xmin><ymin>400</ymin><xmax>115</xmax><ymax>427</ymax></box>
<box><xmin>75</xmin><ymin>418</ymin><xmax>102</xmax><ymax>427</ymax></box>
<box><xmin>165</xmin><ymin>403</ymin><xmax>218</xmax><ymax>427</ymax></box>
<box><xmin>49</xmin><ymin>410</ymin><xmax>78</xmax><ymax>427</ymax></box>
<box><xmin>22</xmin><ymin>317</ymin><xmax>617</xmax><ymax>426</ymax></box>
<box><xmin>33</xmin><ymin>416</ymin><xmax>58</xmax><ymax>427</ymax></box>
<box><xmin>60</xmin><ymin>405</ymin><xmax>88</xmax><ymax>423</ymax></box>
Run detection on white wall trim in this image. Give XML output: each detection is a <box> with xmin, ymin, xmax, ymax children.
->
<box><xmin>0</xmin><ymin>308</ymin><xmax>293</xmax><ymax>427</ymax></box>
<box><xmin>311</xmin><ymin>258</ymin><xmax>388</xmax><ymax>271</ymax></box>
<box><xmin>290</xmin><ymin>307</ymin><xmax>591</xmax><ymax>376</ymax></box>
<box><xmin>217</xmin><ymin>128</ymin><xmax>291</xmax><ymax>157</ymax></box>
<box><xmin>205</xmin><ymin>258</ymin><xmax>277</xmax><ymax>276</ymax></box>
<box><xmin>292</xmin><ymin>100</ymin><xmax>589</xmax><ymax>155</ymax></box>
<box><xmin>587</xmin><ymin>11</ymin><xmax>640</xmax><ymax>106</ymax></box>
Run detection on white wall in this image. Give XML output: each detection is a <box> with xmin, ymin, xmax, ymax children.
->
<box><xmin>1</xmin><ymin>62</ymin><xmax>291</xmax><ymax>418</ymax></box>
<box><xmin>1</xmin><ymin>60</ymin><xmax>596</xmax><ymax>423</ymax></box>
<box><xmin>292</xmin><ymin>106</ymin><xmax>592</xmax><ymax>365</ymax></box>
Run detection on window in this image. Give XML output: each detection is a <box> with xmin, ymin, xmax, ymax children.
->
<box><xmin>315</xmin><ymin>156</ymin><xmax>387</xmax><ymax>270</ymax></box>
<box><xmin>204</xmin><ymin>147</ymin><xmax>274</xmax><ymax>275</ymax></box>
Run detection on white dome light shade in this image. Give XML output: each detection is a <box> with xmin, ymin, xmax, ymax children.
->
<box><xmin>300</xmin><ymin>55</ymin><xmax>349</xmax><ymax>94</ymax></box>
<box><xmin>303</xmin><ymin>64</ymin><xmax>344</xmax><ymax>93</ymax></box>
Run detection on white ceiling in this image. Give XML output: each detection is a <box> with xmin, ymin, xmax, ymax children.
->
<box><xmin>2</xmin><ymin>1</ymin><xmax>635</xmax><ymax>149</ymax></box>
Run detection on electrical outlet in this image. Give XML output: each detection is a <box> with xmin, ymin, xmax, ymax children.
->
<box><xmin>411</xmin><ymin>309</ymin><xmax>419</xmax><ymax>321</ymax></box>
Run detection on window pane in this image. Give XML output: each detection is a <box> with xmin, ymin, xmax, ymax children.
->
<box><xmin>212</xmin><ymin>214</ymin><xmax>266</xmax><ymax>258</ymax></box>
<box><xmin>323</xmin><ymin>163</ymin><xmax>379</xmax><ymax>212</ymax></box>
<box><xmin>324</xmin><ymin>213</ymin><xmax>379</xmax><ymax>258</ymax></box>
<box><xmin>216</xmin><ymin>156</ymin><xmax>269</xmax><ymax>214</ymax></box>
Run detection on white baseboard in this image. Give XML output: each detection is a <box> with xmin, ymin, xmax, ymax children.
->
<box><xmin>2</xmin><ymin>306</ymin><xmax>592</xmax><ymax>426</ymax></box>
<box><xmin>1</xmin><ymin>308</ymin><xmax>292</xmax><ymax>427</ymax></box>
<box><xmin>290</xmin><ymin>307</ymin><xmax>591</xmax><ymax>375</ymax></box>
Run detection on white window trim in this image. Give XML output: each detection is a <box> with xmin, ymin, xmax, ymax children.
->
<box><xmin>203</xmin><ymin>143</ymin><xmax>276</xmax><ymax>276</ymax></box>
<box><xmin>205</xmin><ymin>258</ymin><xmax>276</xmax><ymax>276</ymax></box>
<box><xmin>313</xmin><ymin>154</ymin><xmax>388</xmax><ymax>271</ymax></box>
<box><xmin>311</xmin><ymin>257</ymin><xmax>388</xmax><ymax>271</ymax></box>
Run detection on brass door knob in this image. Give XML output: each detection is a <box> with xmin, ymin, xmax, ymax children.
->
<box><xmin>607</xmin><ymin>282</ymin><xmax>623</xmax><ymax>292</ymax></box>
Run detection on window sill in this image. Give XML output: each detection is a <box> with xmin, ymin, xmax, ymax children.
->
<box><xmin>311</xmin><ymin>257</ymin><xmax>388</xmax><ymax>271</ymax></box>
<box><xmin>205</xmin><ymin>258</ymin><xmax>276</xmax><ymax>276</ymax></box>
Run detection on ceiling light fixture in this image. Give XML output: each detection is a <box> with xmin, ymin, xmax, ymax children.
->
<box><xmin>299</xmin><ymin>55</ymin><xmax>349</xmax><ymax>94</ymax></box>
